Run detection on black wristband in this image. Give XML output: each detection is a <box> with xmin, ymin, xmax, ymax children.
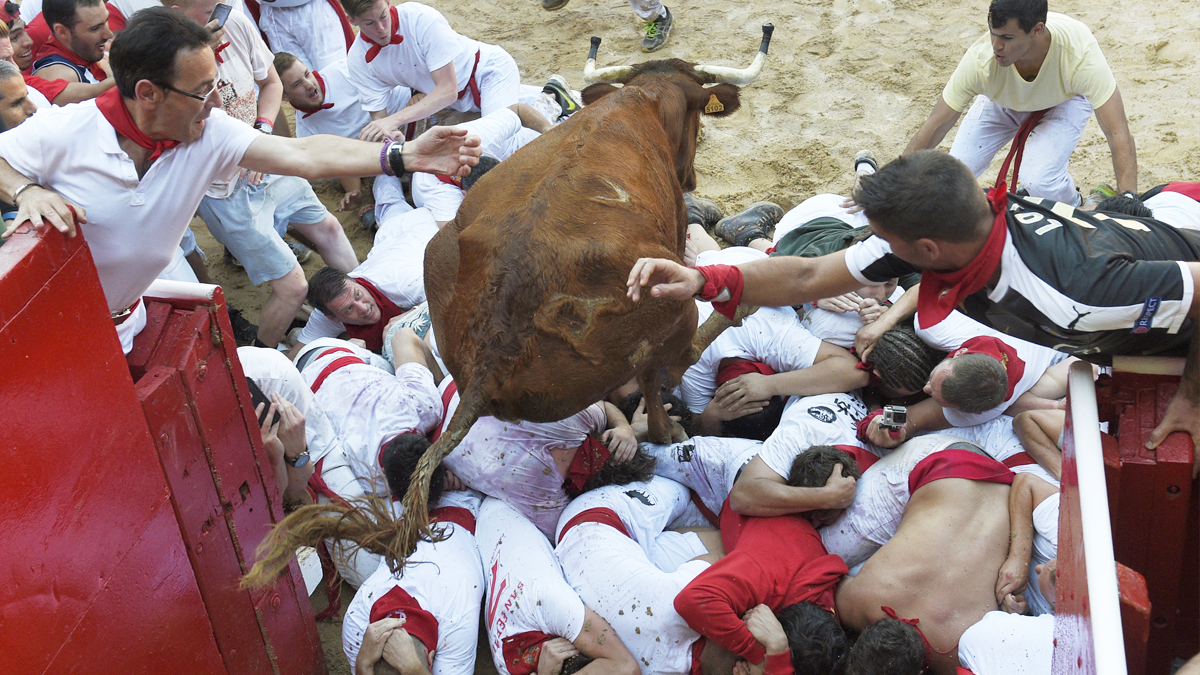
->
<box><xmin>386</xmin><ymin>141</ymin><xmax>406</xmax><ymax>176</ymax></box>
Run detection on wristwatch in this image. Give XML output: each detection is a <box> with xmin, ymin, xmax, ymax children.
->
<box><xmin>285</xmin><ymin>449</ymin><xmax>310</xmax><ymax>468</ymax></box>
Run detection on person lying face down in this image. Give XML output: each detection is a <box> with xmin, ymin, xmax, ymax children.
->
<box><xmin>477</xmin><ymin>497</ymin><xmax>640</xmax><ymax>675</ymax></box>
<box><xmin>674</xmin><ymin>446</ymin><xmax>859</xmax><ymax>675</ymax></box>
<box><xmin>833</xmin><ymin>444</ymin><xmax>1014</xmax><ymax>675</ymax></box>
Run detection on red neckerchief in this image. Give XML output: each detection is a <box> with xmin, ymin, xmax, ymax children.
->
<box><xmin>563</xmin><ymin>435</ymin><xmax>611</xmax><ymax>497</ymax></box>
<box><xmin>457</xmin><ymin>50</ymin><xmax>482</xmax><ymax>108</ymax></box>
<box><xmin>369</xmin><ymin>585</ymin><xmax>440</xmax><ymax>650</ymax></box>
<box><xmin>1164</xmin><ymin>182</ymin><xmax>1200</xmax><ymax>201</ymax></box>
<box><xmin>880</xmin><ymin>606</ymin><xmax>957</xmax><ymax>671</ymax></box>
<box><xmin>213</xmin><ymin>41</ymin><xmax>231</xmax><ymax>64</ymax></box>
<box><xmin>435</xmin><ymin>174</ymin><xmax>463</xmax><ymax>190</ymax></box>
<box><xmin>716</xmin><ymin>359</ymin><xmax>775</xmax><ymax>385</ymax></box>
<box><xmin>502</xmin><ymin>631</ymin><xmax>555</xmax><ymax>675</ymax></box>
<box><xmin>37</xmin><ymin>34</ymin><xmax>108</xmax><ymax>82</ymax></box>
<box><xmin>294</xmin><ymin>70</ymin><xmax>335</xmax><ymax>118</ymax></box>
<box><xmin>916</xmin><ymin>109</ymin><xmax>1048</xmax><ymax>329</ymax></box>
<box><xmin>95</xmin><ymin>88</ymin><xmax>180</xmax><ymax>162</ymax></box>
<box><xmin>363</xmin><ymin>6</ymin><xmax>404</xmax><ymax>63</ymax></box>
<box><xmin>325</xmin><ymin>0</ymin><xmax>357</xmax><ymax>50</ymax></box>
<box><xmin>946</xmin><ymin>336</ymin><xmax>1025</xmax><ymax>399</ymax></box>
<box><xmin>342</xmin><ymin>278</ymin><xmax>406</xmax><ymax>352</ymax></box>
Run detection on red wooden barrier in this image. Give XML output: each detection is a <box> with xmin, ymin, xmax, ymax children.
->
<box><xmin>1</xmin><ymin>227</ymin><xmax>325</xmax><ymax>674</ymax></box>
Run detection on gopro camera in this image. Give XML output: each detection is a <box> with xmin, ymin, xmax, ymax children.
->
<box><xmin>880</xmin><ymin>405</ymin><xmax>907</xmax><ymax>431</ymax></box>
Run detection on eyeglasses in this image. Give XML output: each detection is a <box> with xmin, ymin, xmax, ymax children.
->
<box><xmin>160</xmin><ymin>82</ymin><xmax>220</xmax><ymax>103</ymax></box>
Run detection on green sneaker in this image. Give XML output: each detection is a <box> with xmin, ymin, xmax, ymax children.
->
<box><xmin>542</xmin><ymin>75</ymin><xmax>582</xmax><ymax>118</ymax></box>
<box><xmin>641</xmin><ymin>7</ymin><xmax>673</xmax><ymax>53</ymax></box>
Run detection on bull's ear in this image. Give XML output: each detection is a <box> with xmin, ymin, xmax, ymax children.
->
<box><xmin>581</xmin><ymin>83</ymin><xmax>620</xmax><ymax>106</ymax></box>
<box><xmin>696</xmin><ymin>83</ymin><xmax>740</xmax><ymax>118</ymax></box>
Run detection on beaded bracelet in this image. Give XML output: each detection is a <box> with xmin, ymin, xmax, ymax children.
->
<box><xmin>380</xmin><ymin>139</ymin><xmax>395</xmax><ymax>176</ymax></box>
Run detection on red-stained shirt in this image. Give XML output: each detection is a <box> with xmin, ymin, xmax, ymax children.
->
<box><xmin>675</xmin><ymin>508</ymin><xmax>848</xmax><ymax>669</ymax></box>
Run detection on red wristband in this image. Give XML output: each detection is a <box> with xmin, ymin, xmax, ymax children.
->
<box><xmin>764</xmin><ymin>651</ymin><xmax>793</xmax><ymax>675</ymax></box>
<box><xmin>255</xmin><ymin>116</ymin><xmax>273</xmax><ymax>127</ymax></box>
<box><xmin>696</xmin><ymin>264</ymin><xmax>744</xmax><ymax>320</ymax></box>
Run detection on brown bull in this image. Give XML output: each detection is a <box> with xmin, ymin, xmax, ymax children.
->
<box><xmin>398</xmin><ymin>28</ymin><xmax>774</xmax><ymax>562</ymax></box>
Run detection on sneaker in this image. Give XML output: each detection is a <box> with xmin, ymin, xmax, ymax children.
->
<box><xmin>684</xmin><ymin>192</ymin><xmax>723</xmax><ymax>228</ymax></box>
<box><xmin>289</xmin><ymin>241</ymin><xmax>313</xmax><ymax>264</ymax></box>
<box><xmin>1082</xmin><ymin>183</ymin><xmax>1116</xmax><ymax>209</ymax></box>
<box><xmin>224</xmin><ymin>246</ymin><xmax>244</xmax><ymax>268</ymax></box>
<box><xmin>227</xmin><ymin>307</ymin><xmax>259</xmax><ymax>347</ymax></box>
<box><xmin>641</xmin><ymin>7</ymin><xmax>673</xmax><ymax>53</ymax></box>
<box><xmin>542</xmin><ymin>0</ymin><xmax>568</xmax><ymax>10</ymax></box>
<box><xmin>853</xmin><ymin>150</ymin><xmax>878</xmax><ymax>176</ymax></box>
<box><xmin>543</xmin><ymin>75</ymin><xmax>582</xmax><ymax>118</ymax></box>
<box><xmin>714</xmin><ymin>202</ymin><xmax>784</xmax><ymax>247</ymax></box>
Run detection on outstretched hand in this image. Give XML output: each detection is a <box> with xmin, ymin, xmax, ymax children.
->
<box><xmin>626</xmin><ymin>258</ymin><xmax>704</xmax><ymax>302</ymax></box>
<box><xmin>3</xmin><ymin>188</ymin><xmax>86</xmax><ymax>239</ymax></box>
<box><xmin>402</xmin><ymin>126</ymin><xmax>483</xmax><ymax>177</ymax></box>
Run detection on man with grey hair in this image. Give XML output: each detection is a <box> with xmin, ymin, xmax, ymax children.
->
<box><xmin>0</xmin><ymin>60</ymin><xmax>36</xmax><ymax>132</ymax></box>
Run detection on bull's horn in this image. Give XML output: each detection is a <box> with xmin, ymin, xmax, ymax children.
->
<box><xmin>583</xmin><ymin>35</ymin><xmax>636</xmax><ymax>84</ymax></box>
<box><xmin>695</xmin><ymin>23</ymin><xmax>774</xmax><ymax>85</ymax></box>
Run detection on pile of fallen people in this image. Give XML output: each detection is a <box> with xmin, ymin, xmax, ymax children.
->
<box><xmin>3</xmin><ymin>0</ymin><xmax>1199</xmax><ymax>672</ymax></box>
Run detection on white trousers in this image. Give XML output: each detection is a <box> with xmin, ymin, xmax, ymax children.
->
<box><xmin>950</xmin><ymin>94</ymin><xmax>1093</xmax><ymax>205</ymax></box>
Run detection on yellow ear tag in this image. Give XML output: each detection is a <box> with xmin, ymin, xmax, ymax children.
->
<box><xmin>704</xmin><ymin>94</ymin><xmax>725</xmax><ymax>114</ymax></box>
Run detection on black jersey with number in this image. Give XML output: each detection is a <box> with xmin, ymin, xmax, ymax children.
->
<box><xmin>844</xmin><ymin>195</ymin><xmax>1200</xmax><ymax>363</ymax></box>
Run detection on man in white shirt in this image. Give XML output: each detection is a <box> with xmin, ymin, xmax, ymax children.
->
<box><xmin>294</xmin><ymin>207</ymin><xmax>437</xmax><ymax>355</ymax></box>
<box><xmin>903</xmin><ymin>0</ymin><xmax>1136</xmax><ymax>203</ymax></box>
<box><xmin>342</xmin><ymin>490</ymin><xmax>485</xmax><ymax>675</ymax></box>
<box><xmin>258</xmin><ymin>0</ymin><xmax>353</xmax><ymax>73</ymax></box>
<box><xmin>477</xmin><ymin>497</ymin><xmax>640</xmax><ymax>675</ymax></box>
<box><xmin>343</xmin><ymin>0</ymin><xmax>520</xmax><ymax>143</ymax></box>
<box><xmin>0</xmin><ymin>8</ymin><xmax>482</xmax><ymax>353</ymax></box>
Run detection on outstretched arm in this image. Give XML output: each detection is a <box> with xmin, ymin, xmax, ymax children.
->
<box><xmin>240</xmin><ymin>125</ymin><xmax>481</xmax><ymax>180</ymax></box>
<box><xmin>569</xmin><ymin>607</ymin><xmax>640</xmax><ymax>675</ymax></box>
<box><xmin>903</xmin><ymin>96</ymin><xmax>962</xmax><ymax>155</ymax></box>
<box><xmin>1093</xmin><ymin>86</ymin><xmax>1138</xmax><ymax>194</ymax></box>
<box><xmin>626</xmin><ymin>251</ymin><xmax>863</xmax><ymax>308</ymax></box>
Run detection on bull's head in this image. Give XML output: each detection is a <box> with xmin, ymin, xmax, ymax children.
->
<box><xmin>579</xmin><ymin>25</ymin><xmax>773</xmax><ymax>191</ymax></box>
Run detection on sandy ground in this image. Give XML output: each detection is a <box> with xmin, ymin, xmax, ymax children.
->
<box><xmin>188</xmin><ymin>0</ymin><xmax>1200</xmax><ymax>669</ymax></box>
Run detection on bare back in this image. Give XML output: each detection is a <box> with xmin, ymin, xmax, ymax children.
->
<box><xmin>835</xmin><ymin>478</ymin><xmax>1011</xmax><ymax>674</ymax></box>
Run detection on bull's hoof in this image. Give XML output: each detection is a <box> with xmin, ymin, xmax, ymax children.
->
<box><xmin>715</xmin><ymin>201</ymin><xmax>784</xmax><ymax>248</ymax></box>
<box><xmin>542</xmin><ymin>0</ymin><xmax>569</xmax><ymax>9</ymax></box>
<box><xmin>684</xmin><ymin>192</ymin><xmax>724</xmax><ymax>229</ymax></box>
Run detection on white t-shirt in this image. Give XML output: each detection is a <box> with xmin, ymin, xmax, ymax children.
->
<box><xmin>692</xmin><ymin>246</ymin><xmax>770</xmax><ymax>327</ymax></box>
<box><xmin>108</xmin><ymin>0</ymin><xmax>167</xmax><ymax>22</ymax></box>
<box><xmin>0</xmin><ymin>102</ymin><xmax>259</xmax><ymax>313</ymax></box>
<box><xmin>915</xmin><ymin>309</ymin><xmax>1069</xmax><ymax>427</ymax></box>
<box><xmin>477</xmin><ymin>498</ymin><xmax>586</xmax><ymax>675</ymax></box>
<box><xmin>236</xmin><ymin>346</ymin><xmax>345</xmax><ymax>464</ymax></box>
<box><xmin>300</xmin><ymin>342</ymin><xmax>442</xmax><ymax>496</ymax></box>
<box><xmin>297</xmin><ymin>208</ymin><xmax>438</xmax><ymax>345</ymax></box>
<box><xmin>958</xmin><ymin>612</ymin><xmax>1054</xmax><ymax>674</ymax></box>
<box><xmin>1146</xmin><ymin>191</ymin><xmax>1200</xmax><ymax>231</ymax></box>
<box><xmin>678</xmin><ymin>306</ymin><xmax>824</xmax><ymax>414</ymax></box>
<box><xmin>345</xmin><ymin>1</ymin><xmax>481</xmax><ymax>114</ymax></box>
<box><xmin>206</xmin><ymin>10</ymin><xmax>274</xmax><ymax>199</ymax></box>
<box><xmin>440</xmin><ymin>389</ymin><xmax>607</xmax><ymax>538</ymax></box>
<box><xmin>411</xmin><ymin>108</ymin><xmax>538</xmax><ymax>222</ymax></box>
<box><xmin>342</xmin><ymin>495</ymin><xmax>484</xmax><ymax>675</ymax></box>
<box><xmin>294</xmin><ymin>59</ymin><xmax>413</xmax><ymax>139</ymax></box>
<box><xmin>758</xmin><ymin>392</ymin><xmax>872</xmax><ymax>479</ymax></box>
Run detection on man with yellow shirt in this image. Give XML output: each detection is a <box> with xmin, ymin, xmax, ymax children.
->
<box><xmin>904</xmin><ymin>0</ymin><xmax>1137</xmax><ymax>205</ymax></box>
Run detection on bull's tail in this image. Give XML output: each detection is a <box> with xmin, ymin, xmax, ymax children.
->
<box><xmin>394</xmin><ymin>381</ymin><xmax>491</xmax><ymax>564</ymax></box>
